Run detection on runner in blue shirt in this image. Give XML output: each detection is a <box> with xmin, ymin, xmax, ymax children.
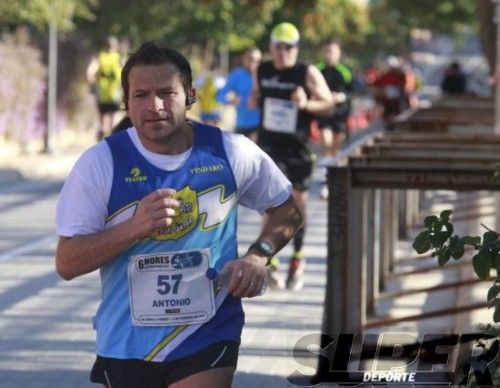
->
<box><xmin>217</xmin><ymin>47</ymin><xmax>262</xmax><ymax>142</ymax></box>
<box><xmin>56</xmin><ymin>41</ymin><xmax>302</xmax><ymax>388</ymax></box>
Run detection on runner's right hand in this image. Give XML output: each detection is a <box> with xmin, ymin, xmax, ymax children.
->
<box><xmin>291</xmin><ymin>86</ymin><xmax>307</xmax><ymax>109</ymax></box>
<box><xmin>132</xmin><ymin>189</ymin><xmax>180</xmax><ymax>239</ymax></box>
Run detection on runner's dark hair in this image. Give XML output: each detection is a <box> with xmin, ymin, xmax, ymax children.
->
<box><xmin>121</xmin><ymin>41</ymin><xmax>193</xmax><ymax>110</ymax></box>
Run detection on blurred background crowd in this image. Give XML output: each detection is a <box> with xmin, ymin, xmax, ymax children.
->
<box><xmin>0</xmin><ymin>0</ymin><xmax>496</xmax><ymax>152</ymax></box>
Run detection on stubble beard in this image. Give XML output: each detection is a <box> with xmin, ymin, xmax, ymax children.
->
<box><xmin>143</xmin><ymin>118</ymin><xmax>189</xmax><ymax>153</ymax></box>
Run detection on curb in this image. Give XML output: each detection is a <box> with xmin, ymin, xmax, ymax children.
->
<box><xmin>0</xmin><ymin>150</ymin><xmax>83</xmax><ymax>187</ymax></box>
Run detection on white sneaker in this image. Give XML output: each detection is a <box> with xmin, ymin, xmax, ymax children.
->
<box><xmin>266</xmin><ymin>266</ymin><xmax>285</xmax><ymax>290</ymax></box>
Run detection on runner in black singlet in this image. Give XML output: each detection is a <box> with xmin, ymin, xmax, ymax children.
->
<box><xmin>253</xmin><ymin>22</ymin><xmax>336</xmax><ymax>290</ymax></box>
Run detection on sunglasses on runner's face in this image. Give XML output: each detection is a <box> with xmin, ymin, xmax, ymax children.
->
<box><xmin>275</xmin><ymin>43</ymin><xmax>297</xmax><ymax>51</ymax></box>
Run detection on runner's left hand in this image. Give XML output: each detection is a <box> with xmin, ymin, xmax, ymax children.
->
<box><xmin>221</xmin><ymin>254</ymin><xmax>267</xmax><ymax>298</ymax></box>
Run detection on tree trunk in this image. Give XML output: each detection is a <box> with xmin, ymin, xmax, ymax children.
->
<box><xmin>203</xmin><ymin>38</ymin><xmax>217</xmax><ymax>70</ymax></box>
<box><xmin>476</xmin><ymin>0</ymin><xmax>496</xmax><ymax>74</ymax></box>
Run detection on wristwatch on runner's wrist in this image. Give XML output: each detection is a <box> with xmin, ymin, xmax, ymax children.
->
<box><xmin>247</xmin><ymin>240</ymin><xmax>274</xmax><ymax>266</ymax></box>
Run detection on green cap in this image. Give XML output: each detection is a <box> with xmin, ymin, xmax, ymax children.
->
<box><xmin>270</xmin><ymin>22</ymin><xmax>300</xmax><ymax>45</ymax></box>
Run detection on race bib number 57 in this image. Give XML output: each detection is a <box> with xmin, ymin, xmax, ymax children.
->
<box><xmin>128</xmin><ymin>249</ymin><xmax>215</xmax><ymax>326</ymax></box>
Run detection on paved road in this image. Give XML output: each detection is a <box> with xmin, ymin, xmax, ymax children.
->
<box><xmin>0</xmin><ymin>176</ymin><xmax>328</xmax><ymax>388</ymax></box>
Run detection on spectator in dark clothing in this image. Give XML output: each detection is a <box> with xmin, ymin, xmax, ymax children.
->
<box><xmin>441</xmin><ymin>62</ymin><xmax>467</xmax><ymax>94</ymax></box>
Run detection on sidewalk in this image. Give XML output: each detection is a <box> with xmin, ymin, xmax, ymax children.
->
<box><xmin>0</xmin><ymin>132</ymin><xmax>94</xmax><ymax>184</ymax></box>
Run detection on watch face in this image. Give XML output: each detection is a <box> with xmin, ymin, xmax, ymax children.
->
<box><xmin>253</xmin><ymin>241</ymin><xmax>273</xmax><ymax>256</ymax></box>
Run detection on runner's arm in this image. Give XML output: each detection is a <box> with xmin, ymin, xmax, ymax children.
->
<box><xmin>303</xmin><ymin>64</ymin><xmax>335</xmax><ymax>117</ymax></box>
<box><xmin>56</xmin><ymin>189</ymin><xmax>179</xmax><ymax>280</ymax></box>
<box><xmin>56</xmin><ymin>218</ymin><xmax>143</xmax><ymax>280</ymax></box>
<box><xmin>216</xmin><ymin>72</ymin><xmax>236</xmax><ymax>104</ymax></box>
<box><xmin>224</xmin><ymin>194</ymin><xmax>303</xmax><ymax>297</ymax></box>
<box><xmin>256</xmin><ymin>194</ymin><xmax>303</xmax><ymax>258</ymax></box>
<box><xmin>248</xmin><ymin>73</ymin><xmax>260</xmax><ymax>110</ymax></box>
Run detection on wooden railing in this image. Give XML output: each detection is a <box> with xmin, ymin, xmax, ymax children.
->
<box><xmin>322</xmin><ymin>96</ymin><xmax>497</xmax><ymax>337</ymax></box>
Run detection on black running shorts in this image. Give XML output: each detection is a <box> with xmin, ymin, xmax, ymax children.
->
<box><xmin>258</xmin><ymin>135</ymin><xmax>314</xmax><ymax>191</ymax></box>
<box><xmin>90</xmin><ymin>341</ymin><xmax>239</xmax><ymax>388</ymax></box>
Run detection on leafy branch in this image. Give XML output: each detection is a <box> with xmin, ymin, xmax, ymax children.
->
<box><xmin>412</xmin><ymin>210</ymin><xmax>500</xmax><ymax>322</ymax></box>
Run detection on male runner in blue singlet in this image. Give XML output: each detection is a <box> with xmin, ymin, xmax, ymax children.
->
<box><xmin>56</xmin><ymin>41</ymin><xmax>302</xmax><ymax>388</ymax></box>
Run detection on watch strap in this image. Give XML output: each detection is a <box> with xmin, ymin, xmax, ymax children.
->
<box><xmin>248</xmin><ymin>240</ymin><xmax>274</xmax><ymax>266</ymax></box>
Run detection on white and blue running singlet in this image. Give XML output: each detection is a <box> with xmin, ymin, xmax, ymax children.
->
<box><xmin>95</xmin><ymin>122</ymin><xmax>243</xmax><ymax>362</ymax></box>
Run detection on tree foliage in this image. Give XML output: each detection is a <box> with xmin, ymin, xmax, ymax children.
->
<box><xmin>366</xmin><ymin>0</ymin><xmax>478</xmax><ymax>56</ymax></box>
<box><xmin>80</xmin><ymin>0</ymin><xmax>282</xmax><ymax>49</ymax></box>
<box><xmin>0</xmin><ymin>0</ymin><xmax>96</xmax><ymax>31</ymax></box>
<box><xmin>376</xmin><ymin>0</ymin><xmax>477</xmax><ymax>34</ymax></box>
<box><xmin>72</xmin><ymin>0</ymin><xmax>373</xmax><ymax>70</ymax></box>
<box><xmin>0</xmin><ymin>0</ymin><xmax>483</xmax><ymax>62</ymax></box>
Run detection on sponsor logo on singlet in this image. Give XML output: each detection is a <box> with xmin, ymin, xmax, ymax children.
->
<box><xmin>261</xmin><ymin>76</ymin><xmax>296</xmax><ymax>90</ymax></box>
<box><xmin>190</xmin><ymin>164</ymin><xmax>224</xmax><ymax>174</ymax></box>
<box><xmin>107</xmin><ymin>185</ymin><xmax>236</xmax><ymax>240</ymax></box>
<box><xmin>125</xmin><ymin>167</ymin><xmax>148</xmax><ymax>182</ymax></box>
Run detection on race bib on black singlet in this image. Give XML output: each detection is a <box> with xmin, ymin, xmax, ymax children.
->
<box><xmin>128</xmin><ymin>249</ymin><xmax>216</xmax><ymax>326</ymax></box>
<box><xmin>263</xmin><ymin>97</ymin><xmax>298</xmax><ymax>134</ymax></box>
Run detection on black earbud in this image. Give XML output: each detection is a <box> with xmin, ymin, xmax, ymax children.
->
<box><xmin>186</xmin><ymin>95</ymin><xmax>197</xmax><ymax>106</ymax></box>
